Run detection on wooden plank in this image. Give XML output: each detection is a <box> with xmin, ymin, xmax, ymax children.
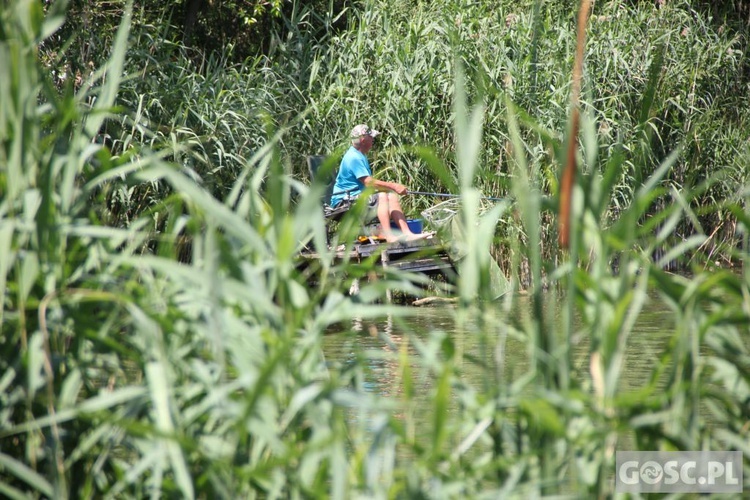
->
<box><xmin>389</xmin><ymin>257</ymin><xmax>454</xmax><ymax>273</ymax></box>
<box><xmin>356</xmin><ymin>239</ymin><xmax>446</xmax><ymax>258</ymax></box>
<box><xmin>297</xmin><ymin>237</ymin><xmax>457</xmax><ymax>277</ymax></box>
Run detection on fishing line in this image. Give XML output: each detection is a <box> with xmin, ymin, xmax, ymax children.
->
<box><xmin>407</xmin><ymin>191</ymin><xmax>506</xmax><ymax>202</ymax></box>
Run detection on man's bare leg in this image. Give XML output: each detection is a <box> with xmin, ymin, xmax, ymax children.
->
<box><xmin>384</xmin><ymin>193</ymin><xmax>431</xmax><ymax>242</ymax></box>
<box><xmin>387</xmin><ymin>193</ymin><xmax>411</xmax><ymax>233</ymax></box>
<box><xmin>376</xmin><ymin>192</ymin><xmax>400</xmax><ymax>242</ymax></box>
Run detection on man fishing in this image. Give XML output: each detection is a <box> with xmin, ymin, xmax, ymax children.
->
<box><xmin>330</xmin><ymin>124</ymin><xmax>430</xmax><ymax>242</ymax></box>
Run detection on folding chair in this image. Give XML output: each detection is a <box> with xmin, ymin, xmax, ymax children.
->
<box><xmin>308</xmin><ymin>155</ymin><xmax>349</xmax><ymax>244</ymax></box>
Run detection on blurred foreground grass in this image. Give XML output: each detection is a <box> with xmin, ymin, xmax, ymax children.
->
<box><xmin>0</xmin><ymin>0</ymin><xmax>748</xmax><ymax>498</ymax></box>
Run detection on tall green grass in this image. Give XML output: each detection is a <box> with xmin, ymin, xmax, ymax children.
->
<box><xmin>1</xmin><ymin>0</ymin><xmax>749</xmax><ymax>498</ymax></box>
<box><xmin>83</xmin><ymin>0</ymin><xmax>749</xmax><ymax>277</ymax></box>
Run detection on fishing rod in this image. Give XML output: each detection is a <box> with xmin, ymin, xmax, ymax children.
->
<box><xmin>407</xmin><ymin>191</ymin><xmax>507</xmax><ymax>202</ymax></box>
<box><xmin>322</xmin><ymin>189</ymin><xmax>508</xmax><ymax>203</ymax></box>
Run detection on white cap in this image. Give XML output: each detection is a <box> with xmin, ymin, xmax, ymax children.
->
<box><xmin>350</xmin><ymin>124</ymin><xmax>380</xmax><ymax>138</ymax></box>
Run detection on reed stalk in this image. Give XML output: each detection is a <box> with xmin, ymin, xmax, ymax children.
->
<box><xmin>1</xmin><ymin>0</ymin><xmax>748</xmax><ymax>497</ymax></box>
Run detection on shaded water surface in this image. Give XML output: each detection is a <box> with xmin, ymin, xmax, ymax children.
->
<box><xmin>322</xmin><ymin>293</ymin><xmax>675</xmax><ymax>416</ymax></box>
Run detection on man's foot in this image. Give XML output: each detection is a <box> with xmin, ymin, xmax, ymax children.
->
<box><xmin>404</xmin><ymin>232</ymin><xmax>432</xmax><ymax>241</ymax></box>
<box><xmin>385</xmin><ymin>232</ymin><xmax>436</xmax><ymax>243</ymax></box>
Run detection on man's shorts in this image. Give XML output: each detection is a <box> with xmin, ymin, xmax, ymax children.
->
<box><xmin>363</xmin><ymin>193</ymin><xmax>379</xmax><ymax>222</ymax></box>
<box><xmin>332</xmin><ymin>193</ymin><xmax>380</xmax><ymax>223</ymax></box>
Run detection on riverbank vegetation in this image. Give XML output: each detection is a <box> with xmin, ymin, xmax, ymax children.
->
<box><xmin>1</xmin><ymin>0</ymin><xmax>749</xmax><ymax>497</ymax></box>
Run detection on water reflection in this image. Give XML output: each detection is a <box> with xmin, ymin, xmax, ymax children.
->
<box><xmin>323</xmin><ymin>293</ymin><xmax>675</xmax><ymax>408</ymax></box>
<box><xmin>322</xmin><ymin>292</ymin><xmax>733</xmax><ymax>493</ymax></box>
<box><xmin>325</xmin><ymin>312</ymin><xmax>426</xmax><ymax>400</ymax></box>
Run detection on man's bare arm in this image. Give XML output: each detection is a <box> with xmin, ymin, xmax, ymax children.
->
<box><xmin>361</xmin><ymin>176</ymin><xmax>408</xmax><ymax>195</ymax></box>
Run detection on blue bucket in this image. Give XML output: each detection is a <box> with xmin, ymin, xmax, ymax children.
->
<box><xmin>391</xmin><ymin>218</ymin><xmax>423</xmax><ymax>234</ymax></box>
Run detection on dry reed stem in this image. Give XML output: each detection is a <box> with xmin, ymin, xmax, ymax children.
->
<box><xmin>559</xmin><ymin>0</ymin><xmax>591</xmax><ymax>248</ymax></box>
<box><xmin>38</xmin><ymin>290</ymin><xmax>67</xmax><ymax>494</ymax></box>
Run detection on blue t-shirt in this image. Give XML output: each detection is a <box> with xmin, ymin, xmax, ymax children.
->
<box><xmin>330</xmin><ymin>146</ymin><xmax>372</xmax><ymax>207</ymax></box>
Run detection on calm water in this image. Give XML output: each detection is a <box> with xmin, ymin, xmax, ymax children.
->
<box><xmin>320</xmin><ymin>291</ymin><xmax>744</xmax><ymax>495</ymax></box>
<box><xmin>322</xmin><ymin>292</ymin><xmax>675</xmax><ymax>418</ymax></box>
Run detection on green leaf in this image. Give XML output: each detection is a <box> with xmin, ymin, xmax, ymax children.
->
<box><xmin>26</xmin><ymin>332</ymin><xmax>46</xmax><ymax>400</ymax></box>
<box><xmin>409</xmin><ymin>145</ymin><xmax>457</xmax><ymax>193</ymax></box>
<box><xmin>83</xmin><ymin>0</ymin><xmax>132</xmax><ymax>138</ymax></box>
<box><xmin>146</xmin><ymin>362</ymin><xmax>194</xmax><ymax>499</ymax></box>
<box><xmin>58</xmin><ymin>368</ymin><xmax>82</xmax><ymax>409</ymax></box>
<box><xmin>0</xmin><ymin>451</ymin><xmax>54</xmax><ymax>498</ymax></box>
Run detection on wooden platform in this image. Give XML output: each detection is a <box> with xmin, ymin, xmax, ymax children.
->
<box><xmin>298</xmin><ymin>237</ymin><xmax>456</xmax><ymax>276</ymax></box>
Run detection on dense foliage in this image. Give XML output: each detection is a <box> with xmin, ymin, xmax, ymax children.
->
<box><xmin>1</xmin><ymin>0</ymin><xmax>749</xmax><ymax>497</ymax></box>
<box><xmin>45</xmin><ymin>0</ymin><xmax>750</xmax><ymax>271</ymax></box>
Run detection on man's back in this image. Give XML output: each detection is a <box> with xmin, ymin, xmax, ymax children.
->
<box><xmin>330</xmin><ymin>146</ymin><xmax>371</xmax><ymax>207</ymax></box>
